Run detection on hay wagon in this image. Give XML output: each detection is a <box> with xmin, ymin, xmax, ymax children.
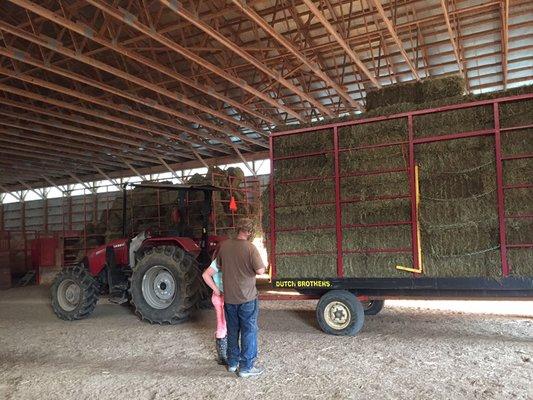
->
<box><xmin>266</xmin><ymin>91</ymin><xmax>533</xmax><ymax>335</ymax></box>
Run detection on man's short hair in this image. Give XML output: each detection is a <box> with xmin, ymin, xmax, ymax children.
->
<box><xmin>236</xmin><ymin>218</ymin><xmax>254</xmax><ymax>234</ymax></box>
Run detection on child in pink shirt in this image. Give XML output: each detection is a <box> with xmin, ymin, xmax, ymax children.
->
<box><xmin>202</xmin><ymin>257</ymin><xmax>227</xmax><ymax>365</ymax></box>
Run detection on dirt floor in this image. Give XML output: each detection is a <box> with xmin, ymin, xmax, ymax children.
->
<box><xmin>0</xmin><ymin>286</ymin><xmax>532</xmax><ymax>400</ymax></box>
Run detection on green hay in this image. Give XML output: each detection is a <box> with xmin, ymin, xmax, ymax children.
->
<box><xmin>341</xmin><ymin>172</ymin><xmax>409</xmax><ymax>200</ymax></box>
<box><xmin>366</xmin><ymin>82</ymin><xmax>420</xmax><ymax>110</ymax></box>
<box><xmin>421</xmin><ymin>224</ymin><xmax>498</xmax><ymax>256</ymax></box>
<box><xmin>339</xmin><ymin>145</ymin><xmax>407</xmax><ymax>173</ymax></box>
<box><xmin>419</xmin><ymin>75</ymin><xmax>466</xmax><ymax>101</ymax></box>
<box><xmin>273</xmin><ymin>129</ymin><xmax>333</xmax><ymax>157</ymax></box>
<box><xmin>422</xmin><ymin>250</ymin><xmax>501</xmax><ymax>278</ymax></box>
<box><xmin>419</xmin><ymin>196</ymin><xmax>498</xmax><ymax>227</ymax></box>
<box><xmin>342</xmin><ymin>198</ymin><xmax>411</xmax><ymax>225</ymax></box>
<box><xmin>416</xmin><ymin>136</ymin><xmax>494</xmax><ymax>172</ymax></box>
<box><xmin>500</xmin><ymin>98</ymin><xmax>533</xmax><ymax>127</ymax></box>
<box><xmin>270</xmin><ymin>85</ymin><xmax>533</xmax><ymax>279</ymax></box>
<box><xmin>339</xmin><ymin>119</ymin><xmax>407</xmax><ymax>148</ymax></box>
<box><xmin>414</xmin><ymin>105</ymin><xmax>493</xmax><ymax>138</ymax></box>
<box><xmin>508</xmin><ymin>249</ymin><xmax>533</xmax><ymax>277</ymax></box>
<box><xmin>276</xmin><ymin>204</ymin><xmax>336</xmax><ymax>230</ymax></box>
<box><xmin>502</xmin><ymin>129</ymin><xmax>533</xmax><ymax>156</ymax></box>
<box><xmin>505</xmin><ymin>188</ymin><xmax>533</xmax><ymax>215</ymax></box>
<box><xmin>343</xmin><ymin>225</ymin><xmax>411</xmax><ymax>250</ymax></box>
<box><xmin>503</xmin><ymin>158</ymin><xmax>533</xmax><ymax>185</ymax></box>
<box><xmin>275</xmin><ymin>180</ymin><xmax>335</xmax><ymax>206</ymax></box>
<box><xmin>276</xmin><ymin>230</ymin><xmax>336</xmax><ymax>253</ymax></box>
<box><xmin>276</xmin><ymin>255</ymin><xmax>336</xmax><ymax>278</ymax></box>
<box><xmin>274</xmin><ymin>154</ymin><xmax>333</xmax><ymax>181</ymax></box>
<box><xmin>343</xmin><ymin>253</ymin><xmax>413</xmax><ymax>278</ymax></box>
<box><xmin>506</xmin><ymin>219</ymin><xmax>533</xmax><ymax>245</ymax></box>
<box><xmin>366</xmin><ymin>75</ymin><xmax>466</xmax><ymax>111</ymax></box>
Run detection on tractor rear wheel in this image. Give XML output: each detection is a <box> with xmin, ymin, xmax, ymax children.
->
<box><xmin>51</xmin><ymin>264</ymin><xmax>99</xmax><ymax>321</ymax></box>
<box><xmin>129</xmin><ymin>246</ymin><xmax>200</xmax><ymax>324</ymax></box>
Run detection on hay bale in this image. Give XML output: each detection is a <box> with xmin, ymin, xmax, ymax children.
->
<box><xmin>276</xmin><ymin>229</ymin><xmax>336</xmax><ymax>253</ymax></box>
<box><xmin>508</xmin><ymin>248</ymin><xmax>532</xmax><ymax>277</ymax></box>
<box><xmin>340</xmin><ymin>145</ymin><xmax>407</xmax><ymax>173</ymax></box>
<box><xmin>271</xmin><ymin>85</ymin><xmax>533</xmax><ymax>279</ymax></box>
<box><xmin>419</xmin><ymin>75</ymin><xmax>466</xmax><ymax>101</ymax></box>
<box><xmin>342</xmin><ymin>198</ymin><xmax>411</xmax><ymax>225</ymax></box>
<box><xmin>341</xmin><ymin>172</ymin><xmax>409</xmax><ymax>200</ymax></box>
<box><xmin>339</xmin><ymin>119</ymin><xmax>408</xmax><ymax>148</ymax></box>
<box><xmin>505</xmin><ymin>188</ymin><xmax>532</xmax><ymax>215</ymax></box>
<box><xmin>273</xmin><ymin>129</ymin><xmax>332</xmax><ymax>157</ymax></box>
<box><xmin>275</xmin><ymin>180</ymin><xmax>335</xmax><ymax>206</ymax></box>
<box><xmin>502</xmin><ymin>129</ymin><xmax>533</xmax><ymax>156</ymax></box>
<box><xmin>423</xmin><ymin>249</ymin><xmax>501</xmax><ymax>278</ymax></box>
<box><xmin>366</xmin><ymin>81</ymin><xmax>421</xmax><ymax>110</ymax></box>
<box><xmin>366</xmin><ymin>75</ymin><xmax>465</xmax><ymax>111</ymax></box>
<box><xmin>274</xmin><ymin>154</ymin><xmax>333</xmax><ymax>181</ymax></box>
<box><xmin>276</xmin><ymin>204</ymin><xmax>336</xmax><ymax>230</ymax></box>
<box><xmin>276</xmin><ymin>255</ymin><xmax>336</xmax><ymax>278</ymax></box>
<box><xmin>343</xmin><ymin>253</ymin><xmax>412</xmax><ymax>278</ymax></box>
<box><xmin>414</xmin><ymin>105</ymin><xmax>493</xmax><ymax>138</ymax></box>
<box><xmin>343</xmin><ymin>225</ymin><xmax>411</xmax><ymax>250</ymax></box>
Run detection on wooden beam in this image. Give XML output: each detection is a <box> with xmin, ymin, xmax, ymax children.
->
<box><xmin>500</xmin><ymin>0</ymin><xmax>509</xmax><ymax>88</ymax></box>
<box><xmin>440</xmin><ymin>0</ymin><xmax>466</xmax><ymax>79</ymax></box>
<box><xmin>18</xmin><ymin>180</ymin><xmax>45</xmax><ymax>199</ymax></box>
<box><xmin>0</xmin><ymin>81</ymin><xmax>197</xmax><ymax>160</ymax></box>
<box><xmin>0</xmin><ymin>96</ymin><xmax>216</xmax><ymax>158</ymax></box>
<box><xmin>41</xmin><ymin>175</ymin><xmax>66</xmax><ymax>194</ymax></box>
<box><xmin>0</xmin><ymin>47</ymin><xmax>241</xmax><ymax>154</ymax></box>
<box><xmin>5</xmin><ymin>0</ymin><xmax>275</xmax><ymax>136</ymax></box>
<box><xmin>291</xmin><ymin>0</ymin><xmax>380</xmax><ymax>88</ymax></box>
<box><xmin>121</xmin><ymin>158</ymin><xmax>147</xmax><ymax>181</ymax></box>
<box><xmin>355</xmin><ymin>0</ymin><xmax>419</xmax><ymax>80</ymax></box>
<box><xmin>68</xmin><ymin>173</ymin><xmax>95</xmax><ymax>191</ymax></box>
<box><xmin>156</xmin><ymin>156</ymin><xmax>183</xmax><ymax>182</ymax></box>
<box><xmin>85</xmin><ymin>0</ymin><xmax>306</xmax><ymax>122</ymax></box>
<box><xmin>160</xmin><ymin>0</ymin><xmax>334</xmax><ymax>118</ymax></box>
<box><xmin>94</xmin><ymin>166</ymin><xmax>122</xmax><ymax>189</ymax></box>
<box><xmin>0</xmin><ymin>114</ymin><xmax>159</xmax><ymax>164</ymax></box>
<box><xmin>230</xmin><ymin>0</ymin><xmax>363</xmax><ymax>111</ymax></box>
<box><xmin>0</xmin><ymin>184</ymin><xmax>23</xmax><ymax>200</ymax></box>
<box><xmin>0</xmin><ymin>19</ymin><xmax>264</xmax><ymax>150</ymax></box>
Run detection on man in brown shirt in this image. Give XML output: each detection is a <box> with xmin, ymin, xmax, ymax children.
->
<box><xmin>217</xmin><ymin>218</ymin><xmax>266</xmax><ymax>377</ymax></box>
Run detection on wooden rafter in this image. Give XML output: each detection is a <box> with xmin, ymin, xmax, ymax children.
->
<box><xmin>85</xmin><ymin>0</ymin><xmax>306</xmax><ymax>122</ymax></box>
<box><xmin>440</xmin><ymin>0</ymin><xmax>466</xmax><ymax>79</ymax></box>
<box><xmin>230</xmin><ymin>0</ymin><xmax>362</xmax><ymax>111</ymax></box>
<box><xmin>301</xmin><ymin>0</ymin><xmax>381</xmax><ymax>88</ymax></box>
<box><xmin>369</xmin><ymin>0</ymin><xmax>420</xmax><ymax>81</ymax></box>
<box><xmin>160</xmin><ymin>0</ymin><xmax>334</xmax><ymax>118</ymax></box>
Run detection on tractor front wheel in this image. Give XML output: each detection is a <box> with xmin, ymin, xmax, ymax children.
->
<box><xmin>129</xmin><ymin>246</ymin><xmax>200</xmax><ymax>324</ymax></box>
<box><xmin>51</xmin><ymin>264</ymin><xmax>99</xmax><ymax>321</ymax></box>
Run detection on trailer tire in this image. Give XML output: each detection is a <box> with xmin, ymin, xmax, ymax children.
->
<box><xmin>316</xmin><ymin>290</ymin><xmax>364</xmax><ymax>336</ymax></box>
<box><xmin>129</xmin><ymin>245</ymin><xmax>200</xmax><ymax>324</ymax></box>
<box><xmin>362</xmin><ymin>300</ymin><xmax>385</xmax><ymax>316</ymax></box>
<box><xmin>51</xmin><ymin>264</ymin><xmax>99</xmax><ymax>321</ymax></box>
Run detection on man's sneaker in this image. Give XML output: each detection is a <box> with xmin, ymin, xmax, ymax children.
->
<box><xmin>227</xmin><ymin>365</ymin><xmax>238</xmax><ymax>373</ymax></box>
<box><xmin>238</xmin><ymin>366</ymin><xmax>264</xmax><ymax>378</ymax></box>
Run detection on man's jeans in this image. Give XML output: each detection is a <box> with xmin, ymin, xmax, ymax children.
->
<box><xmin>224</xmin><ymin>299</ymin><xmax>259</xmax><ymax>371</ymax></box>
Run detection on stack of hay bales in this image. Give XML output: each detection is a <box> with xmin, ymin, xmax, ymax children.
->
<box><xmin>268</xmin><ymin>75</ymin><xmax>532</xmax><ymax>279</ymax></box>
<box><xmin>74</xmin><ymin>167</ymin><xmax>259</xmax><ymax>260</ymax></box>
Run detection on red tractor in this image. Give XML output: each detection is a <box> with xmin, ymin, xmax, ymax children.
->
<box><xmin>51</xmin><ymin>183</ymin><xmax>225</xmax><ymax>324</ymax></box>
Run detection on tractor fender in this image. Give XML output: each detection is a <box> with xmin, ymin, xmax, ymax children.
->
<box><xmin>86</xmin><ymin>238</ymin><xmax>129</xmax><ymax>276</ymax></box>
<box><xmin>140</xmin><ymin>237</ymin><xmax>201</xmax><ymax>257</ymax></box>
